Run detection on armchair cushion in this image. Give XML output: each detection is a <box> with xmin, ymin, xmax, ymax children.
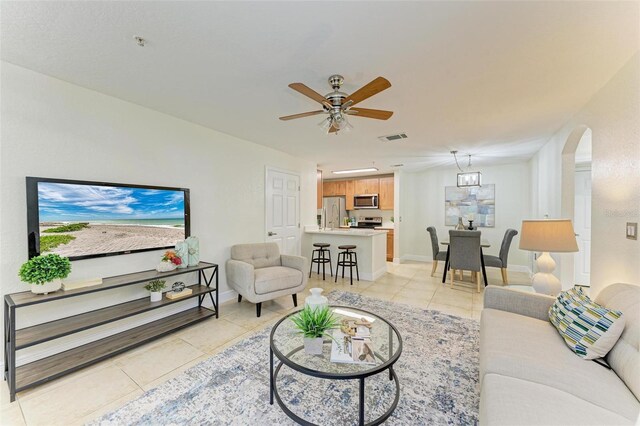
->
<box><xmin>254</xmin><ymin>266</ymin><xmax>303</xmax><ymax>295</ymax></box>
<box><xmin>230</xmin><ymin>243</ymin><xmax>281</xmax><ymax>269</ymax></box>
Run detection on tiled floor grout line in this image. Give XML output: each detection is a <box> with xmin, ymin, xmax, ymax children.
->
<box><xmin>118</xmin><ymin>365</ymin><xmax>146</xmax><ymax>392</ymax></box>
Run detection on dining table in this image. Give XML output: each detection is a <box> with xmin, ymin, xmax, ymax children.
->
<box><xmin>440</xmin><ymin>239</ymin><xmax>491</xmax><ymax>287</ymax></box>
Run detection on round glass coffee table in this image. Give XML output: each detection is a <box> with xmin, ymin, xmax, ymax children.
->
<box><xmin>269</xmin><ymin>306</ymin><xmax>402</xmax><ymax>426</ymax></box>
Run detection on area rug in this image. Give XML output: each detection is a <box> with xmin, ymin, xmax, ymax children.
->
<box><xmin>93</xmin><ymin>291</ymin><xmax>480</xmax><ymax>425</ymax></box>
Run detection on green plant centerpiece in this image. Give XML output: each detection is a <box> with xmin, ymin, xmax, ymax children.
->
<box><xmin>290</xmin><ymin>305</ymin><xmax>339</xmax><ymax>355</ymax></box>
<box><xmin>145</xmin><ymin>279</ymin><xmax>166</xmax><ymax>302</ymax></box>
<box><xmin>18</xmin><ymin>253</ymin><xmax>71</xmax><ymax>295</ymax></box>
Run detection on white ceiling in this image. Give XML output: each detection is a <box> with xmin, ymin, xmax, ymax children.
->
<box><xmin>2</xmin><ymin>1</ymin><xmax>638</xmax><ymax>177</ymax></box>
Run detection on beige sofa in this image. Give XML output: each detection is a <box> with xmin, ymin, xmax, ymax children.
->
<box><xmin>226</xmin><ymin>243</ymin><xmax>308</xmax><ymax>317</ymax></box>
<box><xmin>480</xmin><ymin>284</ymin><xmax>639</xmax><ymax>425</ymax></box>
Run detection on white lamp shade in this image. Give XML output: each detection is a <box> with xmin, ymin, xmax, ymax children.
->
<box><xmin>519</xmin><ymin>219</ymin><xmax>579</xmax><ymax>253</ymax></box>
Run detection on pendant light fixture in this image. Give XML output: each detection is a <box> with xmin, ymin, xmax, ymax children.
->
<box><xmin>451</xmin><ymin>150</ymin><xmax>482</xmax><ymax>187</ymax></box>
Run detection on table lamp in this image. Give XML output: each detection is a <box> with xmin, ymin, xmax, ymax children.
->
<box><xmin>519</xmin><ymin>219</ymin><xmax>578</xmax><ymax>295</ymax></box>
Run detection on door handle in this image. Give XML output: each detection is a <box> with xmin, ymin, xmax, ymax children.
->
<box><xmin>268</xmin><ymin>232</ymin><xmax>278</xmax><ymax>236</ymax></box>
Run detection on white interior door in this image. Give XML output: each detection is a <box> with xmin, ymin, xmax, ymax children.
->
<box><xmin>574</xmin><ymin>170</ymin><xmax>591</xmax><ymax>286</ymax></box>
<box><xmin>266</xmin><ymin>168</ymin><xmax>300</xmax><ymax>255</ymax></box>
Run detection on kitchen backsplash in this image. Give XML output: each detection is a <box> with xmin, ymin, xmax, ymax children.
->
<box><xmin>348</xmin><ymin>209</ymin><xmax>394</xmax><ymax>223</ymax></box>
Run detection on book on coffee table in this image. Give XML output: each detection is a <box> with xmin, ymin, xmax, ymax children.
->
<box><xmin>330</xmin><ymin>329</ymin><xmax>376</xmax><ymax>365</ymax></box>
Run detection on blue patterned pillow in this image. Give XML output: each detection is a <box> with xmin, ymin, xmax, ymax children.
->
<box><xmin>549</xmin><ymin>287</ymin><xmax>625</xmax><ymax>360</ymax></box>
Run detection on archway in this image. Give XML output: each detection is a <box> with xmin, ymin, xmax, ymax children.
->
<box><xmin>560</xmin><ymin>125</ymin><xmax>592</xmax><ymax>290</ymax></box>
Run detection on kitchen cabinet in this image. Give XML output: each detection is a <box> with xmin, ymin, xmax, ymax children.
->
<box><xmin>323</xmin><ymin>180</ymin><xmax>346</xmax><ymax>197</ymax></box>
<box><xmin>386</xmin><ymin>230</ymin><xmax>394</xmax><ymax>261</ymax></box>
<box><xmin>316</xmin><ymin>170</ymin><xmax>323</xmax><ymax>209</ymax></box>
<box><xmin>345</xmin><ymin>180</ymin><xmax>355</xmax><ymax>210</ymax></box>
<box><xmin>378</xmin><ymin>176</ymin><xmax>394</xmax><ymax>210</ymax></box>
<box><xmin>354</xmin><ymin>178</ymin><xmax>379</xmax><ymax>195</ymax></box>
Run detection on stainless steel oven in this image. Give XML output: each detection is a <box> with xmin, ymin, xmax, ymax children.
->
<box><xmin>354</xmin><ymin>194</ymin><xmax>379</xmax><ymax>209</ymax></box>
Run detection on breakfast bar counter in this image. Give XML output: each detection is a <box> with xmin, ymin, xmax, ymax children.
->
<box><xmin>303</xmin><ymin>228</ymin><xmax>388</xmax><ymax>281</ymax></box>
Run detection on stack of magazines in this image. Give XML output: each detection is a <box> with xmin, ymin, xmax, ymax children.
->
<box><xmin>330</xmin><ymin>323</ymin><xmax>376</xmax><ymax>365</ymax></box>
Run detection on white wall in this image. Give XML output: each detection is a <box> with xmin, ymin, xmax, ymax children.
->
<box><xmin>399</xmin><ymin>162</ymin><xmax>532</xmax><ymax>270</ymax></box>
<box><xmin>0</xmin><ymin>63</ymin><xmax>317</xmax><ymax>363</ymax></box>
<box><xmin>529</xmin><ymin>53</ymin><xmax>640</xmax><ymax>296</ymax></box>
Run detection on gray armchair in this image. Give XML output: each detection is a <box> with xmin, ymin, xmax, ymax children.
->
<box><xmin>427</xmin><ymin>227</ymin><xmax>449</xmax><ymax>276</ymax></box>
<box><xmin>483</xmin><ymin>229</ymin><xmax>518</xmax><ymax>284</ymax></box>
<box><xmin>449</xmin><ymin>230</ymin><xmax>483</xmax><ymax>292</ymax></box>
<box><xmin>226</xmin><ymin>243</ymin><xmax>308</xmax><ymax>317</ymax></box>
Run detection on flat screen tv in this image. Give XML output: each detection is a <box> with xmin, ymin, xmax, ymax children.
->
<box><xmin>26</xmin><ymin>177</ymin><xmax>190</xmax><ymax>260</ymax></box>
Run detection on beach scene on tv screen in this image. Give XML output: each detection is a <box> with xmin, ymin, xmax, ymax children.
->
<box><xmin>37</xmin><ymin>182</ymin><xmax>186</xmax><ymax>258</ymax></box>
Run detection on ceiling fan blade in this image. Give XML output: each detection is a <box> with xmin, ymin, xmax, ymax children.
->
<box><xmin>328</xmin><ymin>124</ymin><xmax>338</xmax><ymax>133</ymax></box>
<box><xmin>288</xmin><ymin>83</ymin><xmax>332</xmax><ymax>109</ymax></box>
<box><xmin>342</xmin><ymin>77</ymin><xmax>391</xmax><ymax>107</ymax></box>
<box><xmin>345</xmin><ymin>108</ymin><xmax>393</xmax><ymax>120</ymax></box>
<box><xmin>279</xmin><ymin>111</ymin><xmax>325</xmax><ymax>121</ymax></box>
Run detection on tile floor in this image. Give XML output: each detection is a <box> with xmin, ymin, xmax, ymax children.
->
<box><xmin>0</xmin><ymin>262</ymin><xmax>532</xmax><ymax>425</ymax></box>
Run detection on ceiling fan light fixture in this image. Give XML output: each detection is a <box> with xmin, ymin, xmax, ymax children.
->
<box><xmin>332</xmin><ymin>112</ymin><xmax>350</xmax><ymax>130</ymax></box>
<box><xmin>318</xmin><ymin>116</ymin><xmax>332</xmax><ymax>132</ymax></box>
<box><xmin>281</xmin><ymin>75</ymin><xmax>393</xmax><ymax>133</ymax></box>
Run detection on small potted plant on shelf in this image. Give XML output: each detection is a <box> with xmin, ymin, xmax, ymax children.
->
<box><xmin>18</xmin><ymin>253</ymin><xmax>71</xmax><ymax>295</ymax></box>
<box><xmin>290</xmin><ymin>305</ymin><xmax>339</xmax><ymax>355</ymax></box>
<box><xmin>145</xmin><ymin>279</ymin><xmax>166</xmax><ymax>302</ymax></box>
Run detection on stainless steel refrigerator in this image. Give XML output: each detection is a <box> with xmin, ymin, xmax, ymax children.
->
<box><xmin>322</xmin><ymin>196</ymin><xmax>347</xmax><ymax>229</ymax></box>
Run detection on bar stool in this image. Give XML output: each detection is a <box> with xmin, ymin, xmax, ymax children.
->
<box><xmin>309</xmin><ymin>243</ymin><xmax>333</xmax><ymax>280</ymax></box>
<box><xmin>335</xmin><ymin>245</ymin><xmax>359</xmax><ymax>285</ymax></box>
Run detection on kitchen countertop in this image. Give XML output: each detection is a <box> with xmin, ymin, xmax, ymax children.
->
<box><xmin>305</xmin><ymin>229</ymin><xmax>388</xmax><ymax>237</ymax></box>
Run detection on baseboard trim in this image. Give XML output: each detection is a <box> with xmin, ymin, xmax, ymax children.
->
<box><xmin>400</xmin><ymin>254</ymin><xmax>532</xmax><ymax>275</ymax></box>
<box><xmin>400</xmin><ymin>255</ymin><xmax>430</xmax><ymax>262</ymax></box>
<box><xmin>508</xmin><ymin>265</ymin><xmax>532</xmax><ymax>274</ymax></box>
<box><xmin>310</xmin><ymin>267</ymin><xmax>386</xmax><ymax>282</ymax></box>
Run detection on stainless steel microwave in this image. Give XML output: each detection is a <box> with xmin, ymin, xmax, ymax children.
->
<box><xmin>354</xmin><ymin>194</ymin><xmax>379</xmax><ymax>209</ymax></box>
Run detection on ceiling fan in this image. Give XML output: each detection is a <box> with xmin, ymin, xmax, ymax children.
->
<box><xmin>279</xmin><ymin>75</ymin><xmax>393</xmax><ymax>134</ymax></box>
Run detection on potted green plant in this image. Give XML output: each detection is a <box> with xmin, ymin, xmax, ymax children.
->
<box><xmin>290</xmin><ymin>305</ymin><xmax>339</xmax><ymax>355</ymax></box>
<box><xmin>145</xmin><ymin>279</ymin><xmax>166</xmax><ymax>302</ymax></box>
<box><xmin>18</xmin><ymin>254</ymin><xmax>71</xmax><ymax>295</ymax></box>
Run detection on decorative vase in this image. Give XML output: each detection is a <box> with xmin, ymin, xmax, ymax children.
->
<box><xmin>303</xmin><ymin>337</ymin><xmax>324</xmax><ymax>355</ymax></box>
<box><xmin>174</xmin><ymin>241</ymin><xmax>189</xmax><ymax>269</ymax></box>
<box><xmin>467</xmin><ymin>220</ymin><xmax>475</xmax><ymax>230</ymax></box>
<box><xmin>30</xmin><ymin>278</ymin><xmax>62</xmax><ymax>295</ymax></box>
<box><xmin>156</xmin><ymin>261</ymin><xmax>178</xmax><ymax>273</ymax></box>
<box><xmin>455</xmin><ymin>217</ymin><xmax>466</xmax><ymax>230</ymax></box>
<box><xmin>305</xmin><ymin>288</ymin><xmax>328</xmax><ymax>311</ymax></box>
<box><xmin>186</xmin><ymin>236</ymin><xmax>200</xmax><ymax>266</ymax></box>
<box><xmin>150</xmin><ymin>291</ymin><xmax>162</xmax><ymax>302</ymax></box>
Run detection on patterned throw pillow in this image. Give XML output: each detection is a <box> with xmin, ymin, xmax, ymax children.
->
<box><xmin>549</xmin><ymin>287</ymin><xmax>625</xmax><ymax>360</ymax></box>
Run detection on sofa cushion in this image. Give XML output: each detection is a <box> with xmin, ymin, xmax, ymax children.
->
<box><xmin>549</xmin><ymin>287</ymin><xmax>625</xmax><ymax>360</ymax></box>
<box><xmin>254</xmin><ymin>266</ymin><xmax>302</xmax><ymax>295</ymax></box>
<box><xmin>480</xmin><ymin>308</ymin><xmax>640</xmax><ymax>421</ymax></box>
<box><xmin>595</xmin><ymin>283</ymin><xmax>640</xmax><ymax>401</ymax></box>
<box><xmin>231</xmin><ymin>243</ymin><xmax>281</xmax><ymax>269</ymax></box>
<box><xmin>480</xmin><ymin>373</ymin><xmax>634</xmax><ymax>425</ymax></box>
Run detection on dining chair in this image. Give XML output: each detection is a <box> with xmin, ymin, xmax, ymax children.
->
<box><xmin>427</xmin><ymin>227</ymin><xmax>448</xmax><ymax>276</ymax></box>
<box><xmin>448</xmin><ymin>230</ymin><xmax>483</xmax><ymax>292</ymax></box>
<box><xmin>482</xmin><ymin>228</ymin><xmax>518</xmax><ymax>284</ymax></box>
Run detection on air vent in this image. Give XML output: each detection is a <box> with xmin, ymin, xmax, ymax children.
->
<box><xmin>378</xmin><ymin>133</ymin><xmax>408</xmax><ymax>142</ymax></box>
